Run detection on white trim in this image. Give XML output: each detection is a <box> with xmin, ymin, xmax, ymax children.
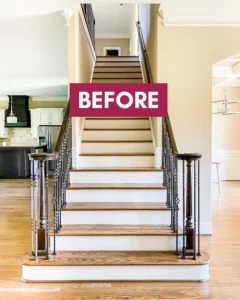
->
<box><xmin>96</xmin><ymin>33</ymin><xmax>130</xmax><ymax>39</ymax></box>
<box><xmin>90</xmin><ymin>59</ymin><xmax>96</xmax><ymax>83</ymax></box>
<box><xmin>200</xmin><ymin>222</ymin><xmax>212</xmax><ymax>235</ymax></box>
<box><xmin>30</xmin><ymin>97</ymin><xmax>68</xmax><ymax>102</ymax></box>
<box><xmin>103</xmin><ymin>47</ymin><xmax>121</xmax><ymax>56</ymax></box>
<box><xmin>149</xmin><ymin>117</ymin><xmax>156</xmax><ymax>149</ymax></box>
<box><xmin>78</xmin><ymin>4</ymin><xmax>96</xmax><ymax>61</ymax></box>
<box><xmin>155</xmin><ymin>147</ymin><xmax>162</xmax><ymax>169</ymax></box>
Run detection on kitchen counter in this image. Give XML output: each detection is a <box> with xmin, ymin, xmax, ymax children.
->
<box><xmin>0</xmin><ymin>145</ymin><xmax>47</xmax><ymax>179</ymax></box>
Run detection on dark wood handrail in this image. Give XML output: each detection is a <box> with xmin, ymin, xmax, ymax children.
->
<box><xmin>165</xmin><ymin>114</ymin><xmax>178</xmax><ymax>154</ymax></box>
<box><xmin>137</xmin><ymin>21</ymin><xmax>178</xmax><ymax>155</ymax></box>
<box><xmin>136</xmin><ymin>21</ymin><xmax>152</xmax><ymax>84</ymax></box>
<box><xmin>55</xmin><ymin>102</ymin><xmax>70</xmax><ymax>152</ymax></box>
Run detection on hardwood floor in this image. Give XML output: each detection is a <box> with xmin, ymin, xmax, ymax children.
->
<box><xmin>0</xmin><ymin>179</ymin><xmax>240</xmax><ymax>299</ymax></box>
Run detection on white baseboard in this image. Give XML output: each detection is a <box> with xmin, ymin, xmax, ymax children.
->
<box><xmin>200</xmin><ymin>221</ymin><xmax>212</xmax><ymax>235</ymax></box>
<box><xmin>212</xmin><ymin>150</ymin><xmax>240</xmax><ymax>180</ymax></box>
<box><xmin>155</xmin><ymin>147</ymin><xmax>162</xmax><ymax>168</ymax></box>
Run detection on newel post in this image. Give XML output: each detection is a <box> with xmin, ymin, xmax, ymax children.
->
<box><xmin>186</xmin><ymin>157</ymin><xmax>194</xmax><ymax>250</ymax></box>
<box><xmin>30</xmin><ymin>153</ymin><xmax>56</xmax><ymax>259</ymax></box>
<box><xmin>177</xmin><ymin>153</ymin><xmax>201</xmax><ymax>259</ymax></box>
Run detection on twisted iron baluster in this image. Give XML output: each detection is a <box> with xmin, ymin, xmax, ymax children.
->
<box><xmin>194</xmin><ymin>160</ymin><xmax>197</xmax><ymax>260</ymax></box>
<box><xmin>182</xmin><ymin>160</ymin><xmax>186</xmax><ymax>259</ymax></box>
<box><xmin>197</xmin><ymin>160</ymin><xmax>201</xmax><ymax>256</ymax></box>
<box><xmin>45</xmin><ymin>161</ymin><xmax>50</xmax><ymax>260</ymax></box>
<box><xmin>30</xmin><ymin>158</ymin><xmax>35</xmax><ymax>257</ymax></box>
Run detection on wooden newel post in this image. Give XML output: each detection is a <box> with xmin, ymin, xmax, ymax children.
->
<box><xmin>177</xmin><ymin>153</ymin><xmax>202</xmax><ymax>258</ymax></box>
<box><xmin>186</xmin><ymin>158</ymin><xmax>194</xmax><ymax>250</ymax></box>
<box><xmin>38</xmin><ymin>160</ymin><xmax>46</xmax><ymax>250</ymax></box>
<box><xmin>30</xmin><ymin>153</ymin><xmax>57</xmax><ymax>254</ymax></box>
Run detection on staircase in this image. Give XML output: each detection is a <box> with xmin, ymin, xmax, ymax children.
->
<box><xmin>20</xmin><ymin>56</ymin><xmax>210</xmax><ymax>282</ymax></box>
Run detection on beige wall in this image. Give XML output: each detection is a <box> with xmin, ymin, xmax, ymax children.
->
<box><xmin>212</xmin><ymin>87</ymin><xmax>240</xmax><ymax>150</ymax></box>
<box><xmin>68</xmin><ymin>7</ymin><xmax>96</xmax><ymax>168</ymax></box>
<box><xmin>0</xmin><ymin>101</ymin><xmax>8</xmax><ymax>109</ymax></box>
<box><xmin>96</xmin><ymin>38</ymin><xmax>130</xmax><ymax>56</ymax></box>
<box><xmin>29</xmin><ymin>99</ymin><xmax>68</xmax><ymax>109</ymax></box>
<box><xmin>156</xmin><ymin>24</ymin><xmax>240</xmax><ymax>232</ymax></box>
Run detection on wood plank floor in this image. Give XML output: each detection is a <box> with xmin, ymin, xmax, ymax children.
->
<box><xmin>0</xmin><ymin>179</ymin><xmax>239</xmax><ymax>299</ymax></box>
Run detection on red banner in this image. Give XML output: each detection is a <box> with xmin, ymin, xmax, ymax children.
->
<box><xmin>70</xmin><ymin>83</ymin><xmax>167</xmax><ymax>117</ymax></box>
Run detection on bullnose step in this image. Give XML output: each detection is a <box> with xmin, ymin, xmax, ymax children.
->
<box><xmin>20</xmin><ymin>251</ymin><xmax>211</xmax><ymax>282</ymax></box>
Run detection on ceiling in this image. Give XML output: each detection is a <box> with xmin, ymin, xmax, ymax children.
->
<box><xmin>213</xmin><ymin>55</ymin><xmax>240</xmax><ymax>87</ymax></box>
<box><xmin>92</xmin><ymin>3</ymin><xmax>134</xmax><ymax>38</ymax></box>
<box><xmin>0</xmin><ymin>12</ymin><xmax>68</xmax><ymax>98</ymax></box>
<box><xmin>0</xmin><ymin>0</ymin><xmax>240</xmax><ymax>26</ymax></box>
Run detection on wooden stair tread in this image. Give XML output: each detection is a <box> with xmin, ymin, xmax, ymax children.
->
<box><xmin>67</xmin><ymin>183</ymin><xmax>165</xmax><ymax>190</ymax></box>
<box><xmin>50</xmin><ymin>224</ymin><xmax>180</xmax><ymax>236</ymax></box>
<box><xmin>70</xmin><ymin>167</ymin><xmax>163</xmax><ymax>172</ymax></box>
<box><xmin>20</xmin><ymin>251</ymin><xmax>211</xmax><ymax>267</ymax></box>
<box><xmin>86</xmin><ymin>117</ymin><xmax>148</xmax><ymax>120</ymax></box>
<box><xmin>79</xmin><ymin>153</ymin><xmax>154</xmax><ymax>156</ymax></box>
<box><xmin>62</xmin><ymin>202</ymin><xmax>170</xmax><ymax>211</ymax></box>
<box><xmin>84</xmin><ymin>128</ymin><xmax>151</xmax><ymax>131</ymax></box>
<box><xmin>81</xmin><ymin>140</ymin><xmax>153</xmax><ymax>143</ymax></box>
<box><xmin>97</xmin><ymin>56</ymin><xmax>139</xmax><ymax>58</ymax></box>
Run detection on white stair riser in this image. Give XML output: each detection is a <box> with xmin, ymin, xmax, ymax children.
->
<box><xmin>50</xmin><ymin>236</ymin><xmax>181</xmax><ymax>251</ymax></box>
<box><xmin>70</xmin><ymin>171</ymin><xmax>163</xmax><ymax>184</ymax></box>
<box><xmin>82</xmin><ymin>130</ymin><xmax>152</xmax><ymax>141</ymax></box>
<box><xmin>22</xmin><ymin>264</ymin><xmax>209</xmax><ymax>282</ymax></box>
<box><xmin>66</xmin><ymin>189</ymin><xmax>166</xmax><ymax>203</ymax></box>
<box><xmin>81</xmin><ymin>142</ymin><xmax>153</xmax><ymax>153</ymax></box>
<box><xmin>85</xmin><ymin>119</ymin><xmax>150</xmax><ymax>129</ymax></box>
<box><xmin>79</xmin><ymin>156</ymin><xmax>154</xmax><ymax>168</ymax></box>
<box><xmin>97</xmin><ymin>57</ymin><xmax>139</xmax><ymax>62</ymax></box>
<box><xmin>61</xmin><ymin>210</ymin><xmax>171</xmax><ymax>225</ymax></box>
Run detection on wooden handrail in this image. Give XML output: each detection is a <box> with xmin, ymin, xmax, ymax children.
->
<box><xmin>55</xmin><ymin>102</ymin><xmax>70</xmax><ymax>153</ymax></box>
<box><xmin>136</xmin><ymin>21</ymin><xmax>152</xmax><ymax>84</ymax></box>
<box><xmin>137</xmin><ymin>21</ymin><xmax>178</xmax><ymax>155</ymax></box>
<box><xmin>165</xmin><ymin>114</ymin><xmax>178</xmax><ymax>154</ymax></box>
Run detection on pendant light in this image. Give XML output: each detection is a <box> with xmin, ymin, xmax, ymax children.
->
<box><xmin>7</xmin><ymin>84</ymin><xmax>17</xmax><ymax>124</ymax></box>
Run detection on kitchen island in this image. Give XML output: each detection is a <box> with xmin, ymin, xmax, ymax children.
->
<box><xmin>0</xmin><ymin>145</ymin><xmax>47</xmax><ymax>179</ymax></box>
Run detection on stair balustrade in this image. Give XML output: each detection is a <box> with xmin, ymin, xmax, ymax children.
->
<box><xmin>81</xmin><ymin>4</ymin><xmax>95</xmax><ymax>49</ymax></box>
<box><xmin>29</xmin><ymin>104</ymin><xmax>72</xmax><ymax>260</ymax></box>
<box><xmin>137</xmin><ymin>21</ymin><xmax>202</xmax><ymax>259</ymax></box>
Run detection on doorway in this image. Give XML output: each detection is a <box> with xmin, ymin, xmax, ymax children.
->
<box><xmin>104</xmin><ymin>47</ymin><xmax>121</xmax><ymax>56</ymax></box>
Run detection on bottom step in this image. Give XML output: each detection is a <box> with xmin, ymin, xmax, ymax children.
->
<box><xmin>20</xmin><ymin>251</ymin><xmax>211</xmax><ymax>282</ymax></box>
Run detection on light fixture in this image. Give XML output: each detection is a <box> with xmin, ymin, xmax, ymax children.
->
<box><xmin>212</xmin><ymin>60</ymin><xmax>240</xmax><ymax>115</ymax></box>
<box><xmin>7</xmin><ymin>84</ymin><xmax>17</xmax><ymax>124</ymax></box>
